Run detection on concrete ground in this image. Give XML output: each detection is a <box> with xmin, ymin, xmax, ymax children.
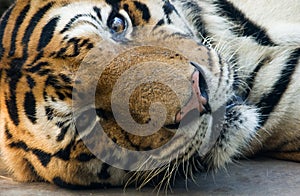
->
<box><xmin>0</xmin><ymin>157</ymin><xmax>300</xmax><ymax>196</ymax></box>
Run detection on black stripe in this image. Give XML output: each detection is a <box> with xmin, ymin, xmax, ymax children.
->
<box><xmin>9</xmin><ymin>139</ymin><xmax>80</xmax><ymax>169</ymax></box>
<box><xmin>37</xmin><ymin>68</ymin><xmax>51</xmax><ymax>76</ymax></box>
<box><xmin>53</xmin><ymin>38</ymin><xmax>85</xmax><ymax>58</ymax></box>
<box><xmin>243</xmin><ymin>57</ymin><xmax>270</xmax><ymax>99</ymax></box>
<box><xmin>60</xmin><ymin>14</ymin><xmax>99</xmax><ymax>34</ymax></box>
<box><xmin>59</xmin><ymin>73</ymin><xmax>72</xmax><ymax>84</ymax></box>
<box><xmin>6</xmin><ymin>3</ymin><xmax>53</xmax><ymax>126</ymax></box>
<box><xmin>12</xmin><ymin>141</ymin><xmax>52</xmax><ymax>168</ymax></box>
<box><xmin>55</xmin><ymin>92</ymin><xmax>68</xmax><ymax>100</ymax></box>
<box><xmin>7</xmin><ymin>59</ymin><xmax>26</xmax><ymax>127</ymax></box>
<box><xmin>26</xmin><ymin>61</ymin><xmax>49</xmax><ymax>73</ymax></box>
<box><xmin>181</xmin><ymin>1</ymin><xmax>208</xmax><ymax>40</ymax></box>
<box><xmin>5</xmin><ymin>125</ymin><xmax>13</xmax><ymax>139</ymax></box>
<box><xmin>257</xmin><ymin>48</ymin><xmax>300</xmax><ymax>126</ymax></box>
<box><xmin>9</xmin><ymin>141</ymin><xmax>29</xmax><ymax>151</ymax></box>
<box><xmin>25</xmin><ymin>51</ymin><xmax>45</xmax><ymax>70</ymax></box>
<box><xmin>154</xmin><ymin>19</ymin><xmax>165</xmax><ymax>29</ymax></box>
<box><xmin>22</xmin><ymin>2</ymin><xmax>54</xmax><ymax>58</ymax></box>
<box><xmin>93</xmin><ymin>6</ymin><xmax>102</xmax><ymax>22</ymax></box>
<box><xmin>10</xmin><ymin>141</ymin><xmax>52</xmax><ymax>167</ymax></box>
<box><xmin>45</xmin><ymin>75</ymin><xmax>61</xmax><ymax>89</ymax></box>
<box><xmin>216</xmin><ymin>55</ymin><xmax>224</xmax><ymax>88</ymax></box>
<box><xmin>133</xmin><ymin>1</ymin><xmax>151</xmax><ymax>22</ymax></box>
<box><xmin>38</xmin><ymin>16</ymin><xmax>60</xmax><ymax>51</ymax></box>
<box><xmin>93</xmin><ymin>6</ymin><xmax>102</xmax><ymax>21</ymax></box>
<box><xmin>97</xmin><ymin>163</ymin><xmax>111</xmax><ymax>180</ymax></box>
<box><xmin>9</xmin><ymin>4</ymin><xmax>30</xmax><ymax>57</ymax></box>
<box><xmin>53</xmin><ymin>140</ymin><xmax>74</xmax><ymax>161</ymax></box>
<box><xmin>105</xmin><ymin>0</ymin><xmax>121</xmax><ymax>8</ymax></box>
<box><xmin>26</xmin><ymin>75</ymin><xmax>36</xmax><ymax>89</ymax></box>
<box><xmin>214</xmin><ymin>0</ymin><xmax>276</xmax><ymax>46</ymax></box>
<box><xmin>163</xmin><ymin>1</ymin><xmax>177</xmax><ymax>24</ymax></box>
<box><xmin>5</xmin><ymin>94</ymin><xmax>20</xmax><ymax>126</ymax></box>
<box><xmin>24</xmin><ymin>91</ymin><xmax>37</xmax><ymax>124</ymax></box>
<box><xmin>45</xmin><ymin>106</ymin><xmax>54</xmax><ymax>120</ymax></box>
<box><xmin>32</xmin><ymin>149</ymin><xmax>52</xmax><ymax>167</ymax></box>
<box><xmin>0</xmin><ymin>4</ymin><xmax>14</xmax><ymax>61</ymax></box>
<box><xmin>56</xmin><ymin>124</ymin><xmax>70</xmax><ymax>142</ymax></box>
<box><xmin>76</xmin><ymin>153</ymin><xmax>96</xmax><ymax>162</ymax></box>
<box><xmin>24</xmin><ymin>159</ymin><xmax>44</xmax><ymax>181</ymax></box>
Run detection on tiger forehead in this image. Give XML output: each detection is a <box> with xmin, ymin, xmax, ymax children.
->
<box><xmin>15</xmin><ymin>0</ymin><xmax>173</xmax><ymax>27</ymax></box>
<box><xmin>105</xmin><ymin>0</ymin><xmax>167</xmax><ymax>25</ymax></box>
<box><xmin>118</xmin><ymin>0</ymin><xmax>152</xmax><ymax>25</ymax></box>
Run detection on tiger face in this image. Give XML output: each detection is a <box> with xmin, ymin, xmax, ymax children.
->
<box><xmin>0</xmin><ymin>0</ymin><xmax>262</xmax><ymax>188</ymax></box>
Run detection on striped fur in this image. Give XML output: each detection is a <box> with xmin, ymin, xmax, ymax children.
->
<box><xmin>0</xmin><ymin>0</ymin><xmax>299</xmax><ymax>189</ymax></box>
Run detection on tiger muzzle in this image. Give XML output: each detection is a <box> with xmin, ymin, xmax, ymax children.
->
<box><xmin>175</xmin><ymin>63</ymin><xmax>211</xmax><ymax>123</ymax></box>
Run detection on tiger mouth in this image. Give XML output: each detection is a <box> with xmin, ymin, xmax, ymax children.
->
<box><xmin>165</xmin><ymin>62</ymin><xmax>211</xmax><ymax>130</ymax></box>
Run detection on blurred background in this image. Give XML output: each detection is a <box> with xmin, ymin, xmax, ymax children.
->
<box><xmin>0</xmin><ymin>0</ymin><xmax>14</xmax><ymax>17</ymax></box>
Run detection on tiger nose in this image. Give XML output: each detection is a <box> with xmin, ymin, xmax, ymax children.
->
<box><xmin>176</xmin><ymin>63</ymin><xmax>211</xmax><ymax>123</ymax></box>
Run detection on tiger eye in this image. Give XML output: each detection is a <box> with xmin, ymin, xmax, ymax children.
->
<box><xmin>110</xmin><ymin>16</ymin><xmax>126</xmax><ymax>34</ymax></box>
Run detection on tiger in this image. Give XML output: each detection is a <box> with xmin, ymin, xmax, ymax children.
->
<box><xmin>0</xmin><ymin>0</ymin><xmax>299</xmax><ymax>190</ymax></box>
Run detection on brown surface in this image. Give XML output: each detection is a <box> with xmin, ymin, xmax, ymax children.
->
<box><xmin>1</xmin><ymin>157</ymin><xmax>300</xmax><ymax>195</ymax></box>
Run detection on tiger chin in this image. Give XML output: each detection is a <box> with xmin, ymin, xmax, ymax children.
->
<box><xmin>0</xmin><ymin>0</ymin><xmax>299</xmax><ymax>190</ymax></box>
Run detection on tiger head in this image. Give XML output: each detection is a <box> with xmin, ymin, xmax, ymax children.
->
<box><xmin>0</xmin><ymin>0</ymin><xmax>259</xmax><ymax>188</ymax></box>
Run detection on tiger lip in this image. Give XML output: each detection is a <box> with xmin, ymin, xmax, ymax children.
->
<box><xmin>176</xmin><ymin>70</ymin><xmax>209</xmax><ymax>123</ymax></box>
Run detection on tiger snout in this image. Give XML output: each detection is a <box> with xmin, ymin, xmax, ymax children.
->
<box><xmin>72</xmin><ymin>38</ymin><xmax>222</xmax><ymax>158</ymax></box>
